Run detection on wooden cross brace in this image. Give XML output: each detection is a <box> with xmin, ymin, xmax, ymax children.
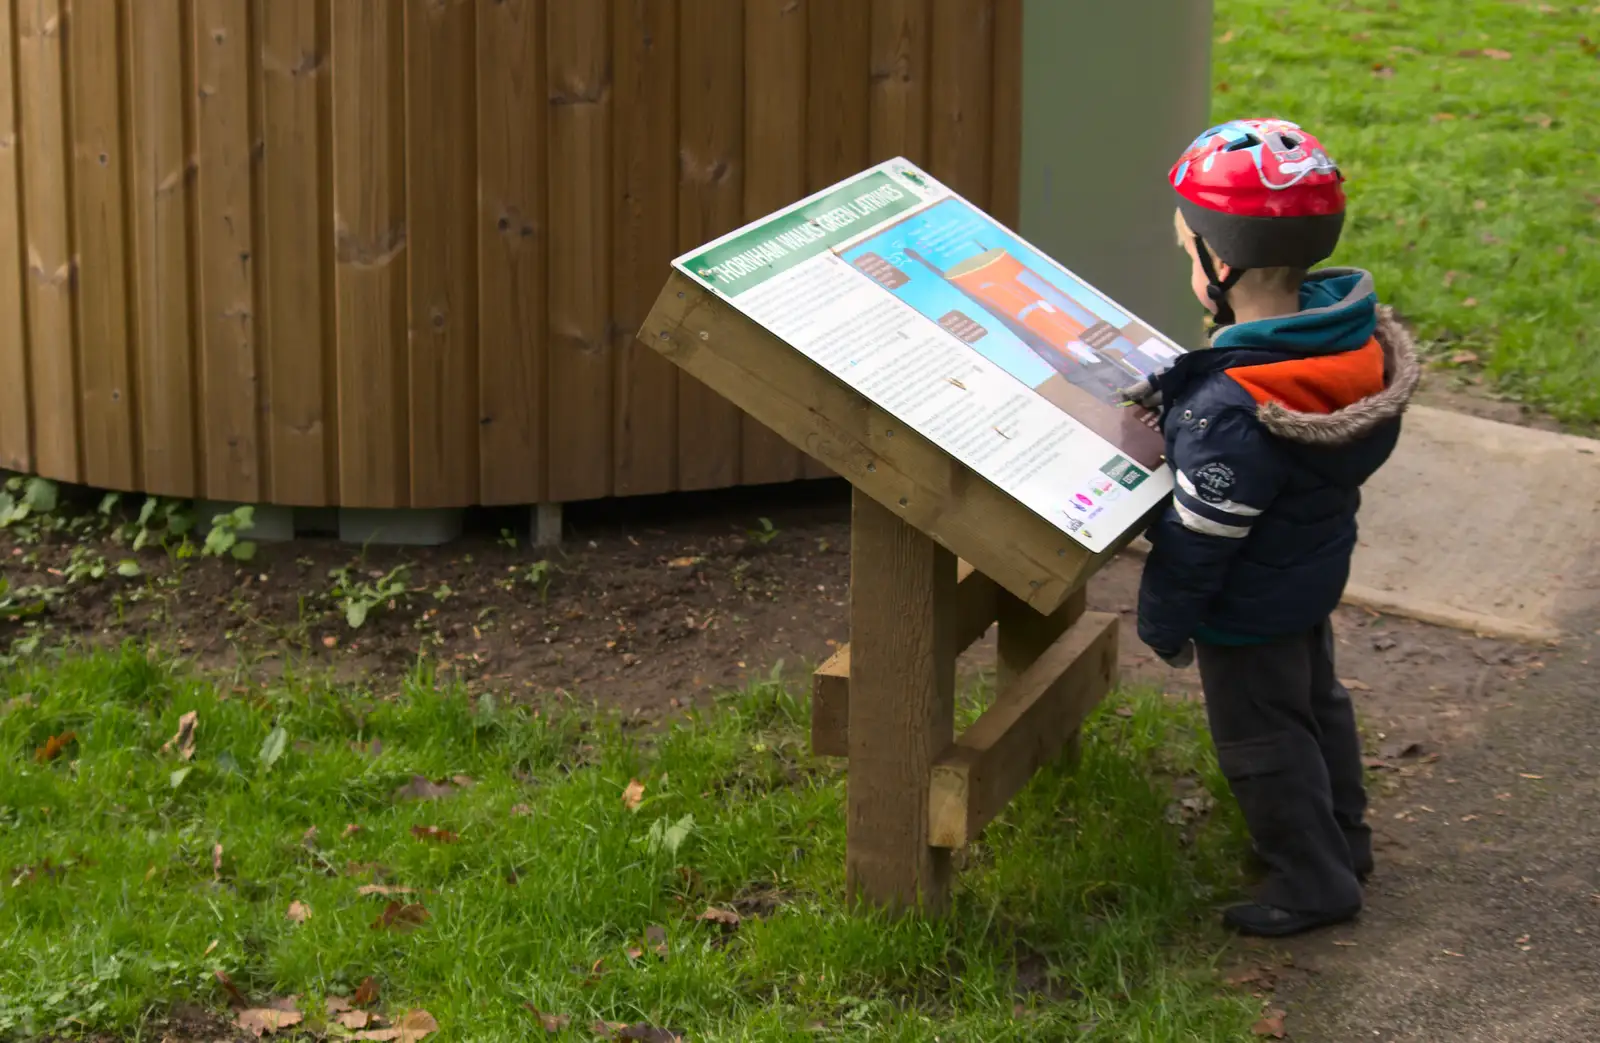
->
<box><xmin>815</xmin><ymin>492</ymin><xmax>1119</xmax><ymax>913</ymax></box>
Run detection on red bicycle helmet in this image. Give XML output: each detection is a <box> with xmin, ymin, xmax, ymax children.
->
<box><xmin>1170</xmin><ymin>118</ymin><xmax>1346</xmax><ymax>325</ymax></box>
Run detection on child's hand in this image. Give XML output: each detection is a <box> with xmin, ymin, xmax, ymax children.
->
<box><xmin>1157</xmin><ymin>640</ymin><xmax>1195</xmax><ymax>670</ymax></box>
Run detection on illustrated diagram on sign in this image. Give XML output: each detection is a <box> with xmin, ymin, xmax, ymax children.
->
<box><xmin>840</xmin><ymin>198</ymin><xmax>1178</xmax><ymax>470</ymax></box>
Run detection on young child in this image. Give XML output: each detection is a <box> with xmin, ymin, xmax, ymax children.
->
<box><xmin>1125</xmin><ymin>118</ymin><xmax>1420</xmax><ymax>937</ymax></box>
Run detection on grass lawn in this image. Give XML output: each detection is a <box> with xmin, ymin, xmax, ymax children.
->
<box><xmin>0</xmin><ymin>648</ymin><xmax>1262</xmax><ymax>1042</ymax></box>
<box><xmin>1214</xmin><ymin>0</ymin><xmax>1600</xmax><ymax>422</ymax></box>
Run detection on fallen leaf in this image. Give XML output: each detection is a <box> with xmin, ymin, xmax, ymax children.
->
<box><xmin>410</xmin><ymin>824</ymin><xmax>459</xmax><ymax>844</ymax></box>
<box><xmin>526</xmin><ymin>1006</ymin><xmax>572</xmax><ymax>1033</ymax></box>
<box><xmin>357</xmin><ymin>883</ymin><xmax>415</xmax><ymax>897</ymax></box>
<box><xmin>286</xmin><ymin>900</ymin><xmax>311</xmax><ymax>923</ymax></box>
<box><xmin>1363</xmin><ymin>756</ymin><xmax>1394</xmax><ymax>771</ymax></box>
<box><xmin>357</xmin><ymin>1009</ymin><xmax>439</xmax><ymax>1043</ymax></box>
<box><xmin>215</xmin><ymin>969</ymin><xmax>250</xmax><ymax>1009</ymax></box>
<box><xmin>1442</xmin><ymin>270</ymin><xmax>1459</xmax><ymax>288</ymax></box>
<box><xmin>372</xmin><ymin>901</ymin><xmax>431</xmax><ymax>932</ymax></box>
<box><xmin>1433</xmin><ymin>112</ymin><xmax>1457</xmax><ymax>121</ymax></box>
<box><xmin>238</xmin><ymin>1007</ymin><xmax>304</xmax><ymax>1037</ymax></box>
<box><xmin>1449</xmin><ymin>350</ymin><xmax>1481</xmax><ymax>366</ymax></box>
<box><xmin>339</xmin><ymin>1011</ymin><xmax>372</xmax><ymax>1029</ymax></box>
<box><xmin>1251</xmin><ymin>1010</ymin><xmax>1287</xmax><ymax>1038</ymax></box>
<box><xmin>164</xmin><ymin>711</ymin><xmax>199</xmax><ymax>760</ymax></box>
<box><xmin>1218</xmin><ymin>28</ymin><xmax>1234</xmax><ymax>43</ymax></box>
<box><xmin>1379</xmin><ymin>738</ymin><xmax>1425</xmax><ymax>760</ymax></box>
<box><xmin>510</xmin><ymin>803</ymin><xmax>533</xmax><ymax>817</ymax></box>
<box><xmin>392</xmin><ymin>775</ymin><xmax>466</xmax><ymax>801</ymax></box>
<box><xmin>1114</xmin><ymin>706</ymin><xmax>1135</xmax><ymax>718</ymax></box>
<box><xmin>616</xmin><ymin>1026</ymin><xmax>686</xmax><ymax>1042</ymax></box>
<box><xmin>1519</xmin><ymin>773</ymin><xmax>1544</xmax><ymax>780</ymax></box>
<box><xmin>666</xmin><ymin>556</ymin><xmax>701</xmax><ymax>568</ymax></box>
<box><xmin>698</xmin><ymin>906</ymin><xmax>741</xmax><ymax>929</ymax></box>
<box><xmin>646</xmin><ymin>924</ymin><xmax>669</xmax><ymax>957</ymax></box>
<box><xmin>622</xmin><ymin>779</ymin><xmax>646</xmax><ymax>811</ymax></box>
<box><xmin>344</xmin><ymin>823</ymin><xmax>364</xmax><ymax>839</ymax></box>
<box><xmin>1484</xmin><ymin>48</ymin><xmax>1512</xmax><ymax>60</ymax></box>
<box><xmin>34</xmin><ymin>731</ymin><xmax>76</xmax><ymax>762</ymax></box>
<box><xmin>1371</xmin><ymin>64</ymin><xmax>1396</xmax><ymax>78</ymax></box>
<box><xmin>213</xmin><ymin>843</ymin><xmax>225</xmax><ymax>881</ymax></box>
<box><xmin>593</xmin><ymin>1024</ymin><xmax>631</xmax><ymax>1039</ymax></box>
<box><xmin>302</xmin><ymin>826</ymin><xmax>320</xmax><ymax>848</ymax></box>
<box><xmin>327</xmin><ymin>996</ymin><xmax>353</xmax><ymax>1014</ymax></box>
<box><xmin>352</xmin><ymin>976</ymin><xmax>381</xmax><ymax>1007</ymax></box>
<box><xmin>1341</xmin><ymin>677</ymin><xmax>1373</xmax><ymax>691</ymax></box>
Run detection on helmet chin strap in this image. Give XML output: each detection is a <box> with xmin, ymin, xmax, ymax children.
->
<box><xmin>1194</xmin><ymin>234</ymin><xmax>1247</xmax><ymax>329</ymax></box>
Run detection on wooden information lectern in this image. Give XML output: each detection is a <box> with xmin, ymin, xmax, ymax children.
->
<box><xmin>640</xmin><ymin>270</ymin><xmax>1158</xmax><ymax>914</ymax></box>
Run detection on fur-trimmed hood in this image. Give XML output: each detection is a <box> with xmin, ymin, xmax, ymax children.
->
<box><xmin>1255</xmin><ymin>305</ymin><xmax>1420</xmax><ymax>447</ymax></box>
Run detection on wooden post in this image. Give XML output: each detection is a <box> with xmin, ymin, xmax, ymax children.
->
<box><xmin>997</xmin><ymin>584</ymin><xmax>1087</xmax><ymax>766</ymax></box>
<box><xmin>846</xmin><ymin>489</ymin><xmax>955</xmax><ymax>914</ymax></box>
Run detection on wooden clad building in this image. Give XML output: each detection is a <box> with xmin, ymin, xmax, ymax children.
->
<box><xmin>0</xmin><ymin>0</ymin><xmax>1023</xmax><ymax>509</ymax></box>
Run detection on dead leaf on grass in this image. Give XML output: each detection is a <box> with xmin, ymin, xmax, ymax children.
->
<box><xmin>410</xmin><ymin>824</ymin><xmax>459</xmax><ymax>844</ymax></box>
<box><xmin>1370</xmin><ymin>63</ymin><xmax>1395</xmax><ymax>78</ymax></box>
<box><xmin>356</xmin><ymin>1009</ymin><xmax>438</xmax><ymax>1043</ymax></box>
<box><xmin>666</xmin><ymin>556</ymin><xmax>702</xmax><ymax>568</ymax></box>
<box><xmin>372</xmin><ymin>901</ymin><xmax>431</xmax><ymax>932</ymax></box>
<box><xmin>622</xmin><ymin>779</ymin><xmax>646</xmax><ymax>811</ymax></box>
<box><xmin>358</xmin><ymin>883</ymin><xmax>416</xmax><ymax>897</ymax></box>
<box><xmin>344</xmin><ymin>823</ymin><xmax>364</xmax><ymax>839</ymax></box>
<box><xmin>1448</xmin><ymin>351</ymin><xmax>1480</xmax><ymax>366</ymax></box>
<box><xmin>286</xmin><ymin>900</ymin><xmax>311</xmax><ymax>923</ymax></box>
<box><xmin>646</xmin><ymin>924</ymin><xmax>669</xmax><ymax>957</ymax></box>
<box><xmin>392</xmin><ymin>775</ymin><xmax>467</xmax><ymax>801</ymax></box>
<box><xmin>510</xmin><ymin>803</ymin><xmax>533</xmax><ymax>817</ymax></box>
<box><xmin>338</xmin><ymin>1010</ymin><xmax>372</xmax><ymax>1029</ymax></box>
<box><xmin>164</xmin><ymin>711</ymin><xmax>199</xmax><ymax>760</ymax></box>
<box><xmin>215</xmin><ymin>969</ymin><xmax>250</xmax><ymax>1009</ymax></box>
<box><xmin>525</xmin><ymin>1005</ymin><xmax>572</xmax><ymax>1032</ymax></box>
<box><xmin>34</xmin><ymin>731</ymin><xmax>76</xmax><ymax>763</ymax></box>
<box><xmin>1252</xmin><ymin>1009</ymin><xmax>1287</xmax><ymax>1038</ymax></box>
<box><xmin>352</xmin><ymin>976</ymin><xmax>381</xmax><ymax>1007</ymax></box>
<box><xmin>238</xmin><ymin>1004</ymin><xmax>304</xmax><ymax>1037</ymax></box>
<box><xmin>213</xmin><ymin>843</ymin><xmax>225</xmax><ymax>882</ymax></box>
<box><xmin>698</xmin><ymin>906</ymin><xmax>741</xmax><ymax>929</ymax></box>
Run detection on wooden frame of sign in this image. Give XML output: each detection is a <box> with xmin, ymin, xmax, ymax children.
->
<box><xmin>641</xmin><ymin>269</ymin><xmax>1157</xmax><ymax>913</ymax></box>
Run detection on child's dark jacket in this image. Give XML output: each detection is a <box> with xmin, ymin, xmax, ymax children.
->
<box><xmin>1132</xmin><ymin>268</ymin><xmax>1421</xmax><ymax>655</ymax></box>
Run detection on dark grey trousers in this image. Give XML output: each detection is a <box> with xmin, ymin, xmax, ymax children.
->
<box><xmin>1196</xmin><ymin>619</ymin><xmax>1370</xmax><ymax>914</ymax></box>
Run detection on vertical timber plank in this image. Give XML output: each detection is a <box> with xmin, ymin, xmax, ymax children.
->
<box><xmin>996</xmin><ymin>585</ymin><xmax>1088</xmax><ymax>765</ymax></box>
<box><xmin>609</xmin><ymin>0</ymin><xmax>677</xmax><ymax>497</ymax></box>
<box><xmin>259</xmin><ymin>0</ymin><xmax>332</xmax><ymax>505</ymax></box>
<box><xmin>737</xmin><ymin>0</ymin><xmax>804</xmax><ymax>486</ymax></box>
<box><xmin>676</xmin><ymin>0</ymin><xmax>743</xmax><ymax>491</ymax></box>
<box><xmin>988</xmin><ymin>0</ymin><xmax>1022</xmax><ymax>227</ymax></box>
<box><xmin>330</xmin><ymin>0</ymin><xmax>407</xmax><ymax>507</ymax></box>
<box><xmin>193</xmin><ymin>0</ymin><xmax>260</xmax><ymax>502</ymax></box>
<box><xmin>405</xmin><ymin>0</ymin><xmax>477</xmax><ymax>507</ymax></box>
<box><xmin>928</xmin><ymin>0</ymin><xmax>993</xmax><ymax>205</ymax></box>
<box><xmin>802</xmin><ymin>0</ymin><xmax>868</xmax><ymax>480</ymax></box>
<box><xmin>69</xmin><ymin>0</ymin><xmax>136</xmax><ymax>491</ymax></box>
<box><xmin>0</xmin><ymin>0</ymin><xmax>30</xmax><ymax>472</ymax></box>
<box><xmin>16</xmin><ymin>0</ymin><xmax>79</xmax><ymax>482</ymax></box>
<box><xmin>126</xmin><ymin>0</ymin><xmax>198</xmax><ymax>497</ymax></box>
<box><xmin>546</xmin><ymin>0</ymin><xmax>612</xmax><ymax>503</ymax></box>
<box><xmin>867</xmin><ymin>0</ymin><xmax>930</xmax><ymax>166</ymax></box>
<box><xmin>476</xmin><ymin>0</ymin><xmax>546</xmax><ymax>506</ymax></box>
<box><xmin>847</xmin><ymin>487</ymin><xmax>955</xmax><ymax>912</ymax></box>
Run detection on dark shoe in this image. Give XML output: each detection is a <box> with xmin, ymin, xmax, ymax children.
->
<box><xmin>1223</xmin><ymin>902</ymin><xmax>1360</xmax><ymax>938</ymax></box>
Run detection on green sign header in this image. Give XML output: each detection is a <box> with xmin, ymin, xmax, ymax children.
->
<box><xmin>680</xmin><ymin>172</ymin><xmax>919</xmax><ymax>297</ymax></box>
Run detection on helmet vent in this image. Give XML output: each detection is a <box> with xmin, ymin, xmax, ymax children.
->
<box><xmin>1223</xmin><ymin>134</ymin><xmax>1260</xmax><ymax>152</ymax></box>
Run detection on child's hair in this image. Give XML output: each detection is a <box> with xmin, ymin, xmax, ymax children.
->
<box><xmin>1173</xmin><ymin>209</ymin><xmax>1307</xmax><ymax>296</ymax></box>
